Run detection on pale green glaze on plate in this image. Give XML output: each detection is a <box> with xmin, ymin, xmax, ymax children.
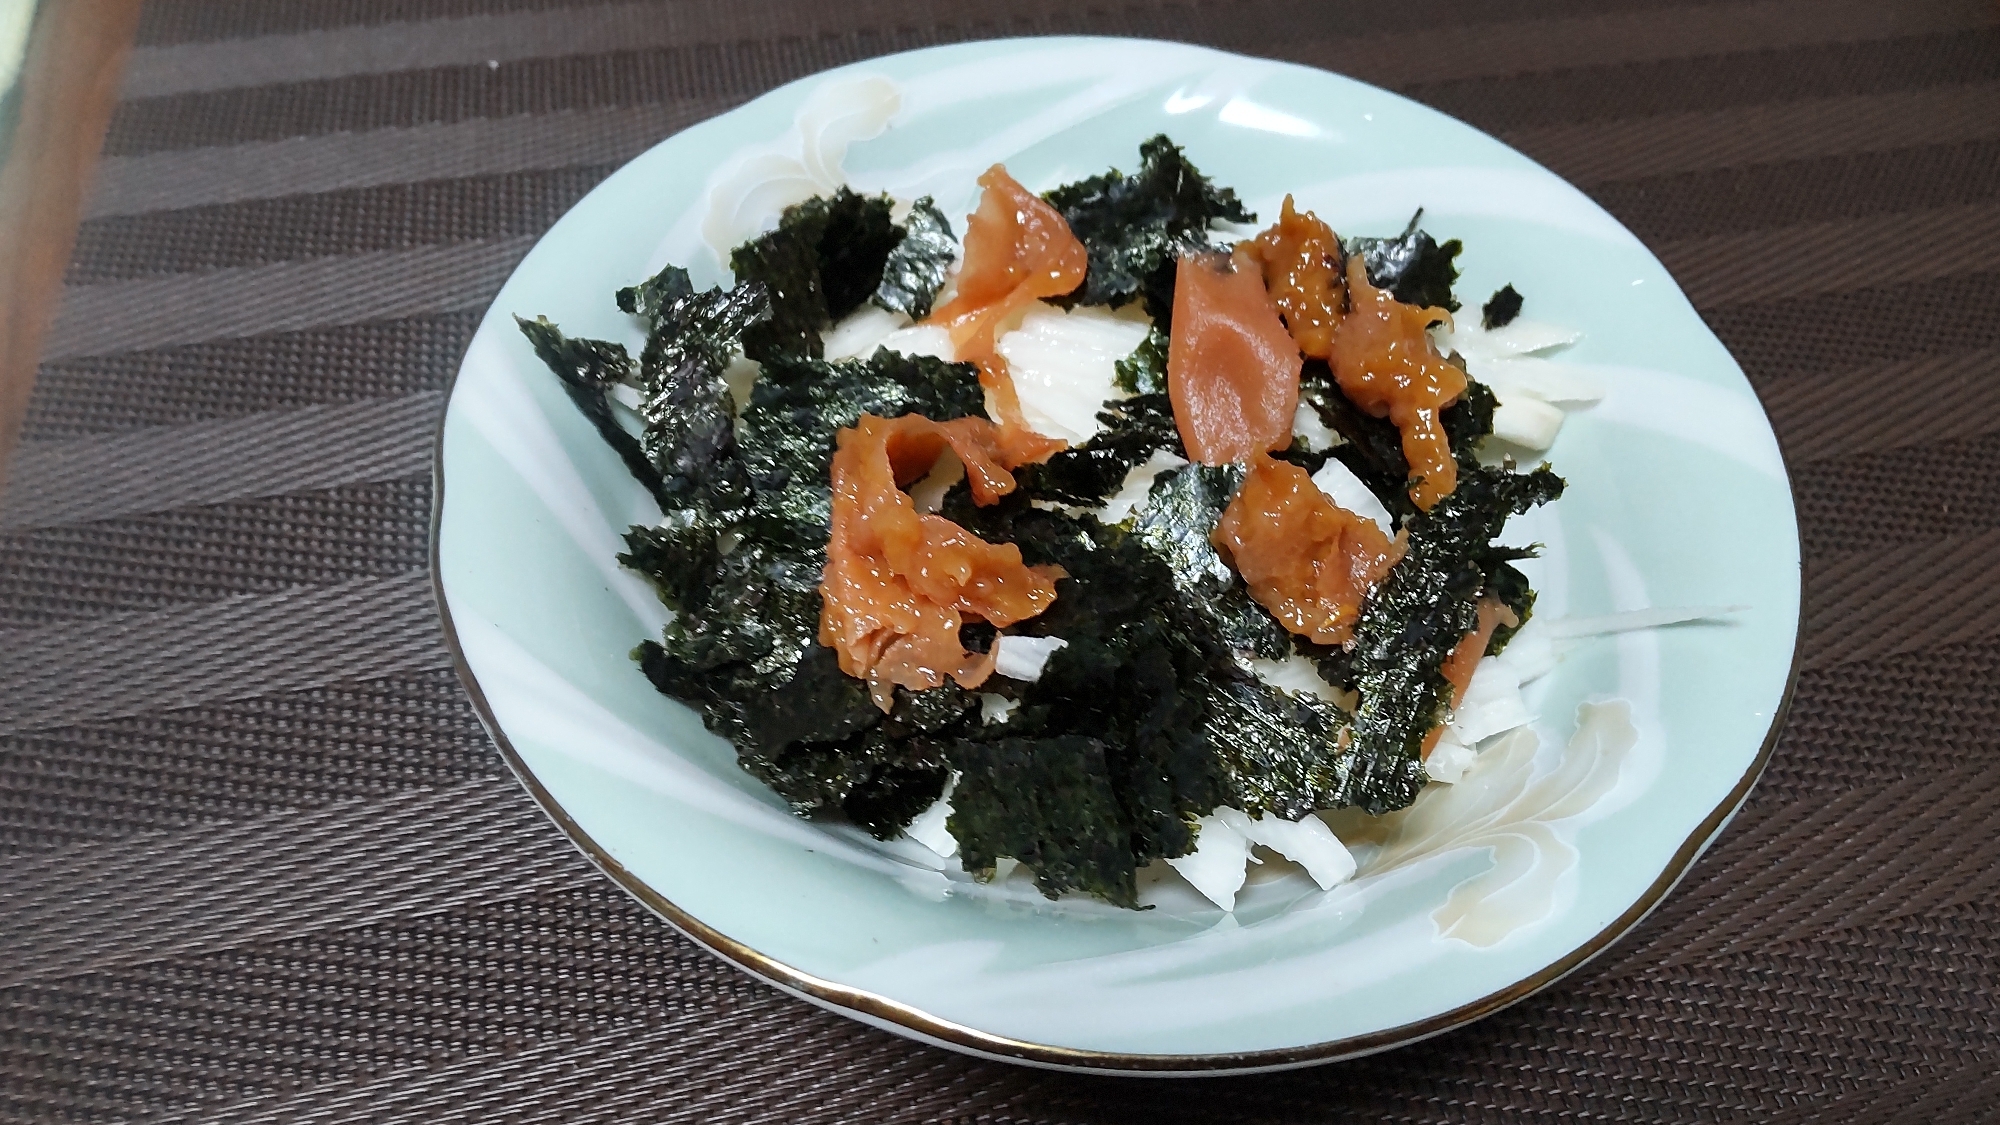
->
<box><xmin>432</xmin><ymin>37</ymin><xmax>1800</xmax><ymax>1073</ymax></box>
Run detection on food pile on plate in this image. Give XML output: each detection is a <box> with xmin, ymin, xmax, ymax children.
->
<box><xmin>518</xmin><ymin>136</ymin><xmax>1603</xmax><ymax>910</ymax></box>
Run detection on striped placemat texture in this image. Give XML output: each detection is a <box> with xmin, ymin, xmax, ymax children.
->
<box><xmin>4</xmin><ymin>0</ymin><xmax>1999</xmax><ymax>1120</ymax></box>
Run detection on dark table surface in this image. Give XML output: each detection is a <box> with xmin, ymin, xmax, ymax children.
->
<box><xmin>5</xmin><ymin>0</ymin><xmax>2000</xmax><ymax>1121</ymax></box>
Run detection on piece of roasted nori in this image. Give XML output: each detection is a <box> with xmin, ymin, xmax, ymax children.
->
<box><xmin>619</xmin><ymin>511</ymin><xmax>718</xmax><ymax>612</ymax></box>
<box><xmin>1043</xmin><ymin>134</ymin><xmax>1254</xmax><ymax>314</ymax></box>
<box><xmin>759</xmin><ymin>728</ymin><xmax>951</xmax><ymax>827</ymax></box>
<box><xmin>730</xmin><ymin>680</ymin><xmax>976</xmax><ymax>840</ymax></box>
<box><xmin>641</xmin><ymin>642</ymin><xmax>881</xmax><ymax>761</ymax></box>
<box><xmin>1131</xmin><ymin>464</ymin><xmax>1292</xmax><ymax>660</ymax></box>
<box><xmin>947</xmin><ymin>735</ymin><xmax>1141</xmax><ymax>904</ymax></box>
<box><xmin>1012</xmin><ymin>392</ymin><xmax>1184</xmax><ymax>507</ymax></box>
<box><xmin>655</xmin><ymin>536</ymin><xmax>825</xmax><ymax>679</ymax></box>
<box><xmin>1271</xmin><ymin>446</ymin><xmax>1334</xmax><ymax>475</ymax></box>
<box><xmin>1112</xmin><ymin>324</ymin><xmax>1170</xmax><ymax>395</ymax></box>
<box><xmin>819</xmin><ymin>189</ymin><xmax>902</xmax><ymax>319</ymax></box>
<box><xmin>927</xmin><ymin>504</ymin><xmax>1232</xmax><ymax>890</ymax></box>
<box><xmin>752</xmin><ymin>348</ymin><xmax>987</xmax><ymax>436</ymax></box>
<box><xmin>632</xmin><ymin>270</ymin><xmax>770</xmax><ymax>514</ymax></box>
<box><xmin>617</xmin><ymin>262</ymin><xmax>696</xmax><ymax>323</ymax></box>
<box><xmin>841</xmin><ymin>748</ymin><xmax>955</xmax><ymax>840</ymax></box>
<box><xmin>645</xmin><ymin>640</ymin><xmax>971</xmax><ymax>841</ymax></box>
<box><xmin>1201</xmin><ymin>673</ymin><xmax>1356</xmax><ymax>820</ymax></box>
<box><xmin>1481</xmin><ymin>283</ymin><xmax>1523</xmax><ymax>330</ymax></box>
<box><xmin>950</xmin><ymin>500</ymin><xmax>1358</xmax><ymax>848</ymax></box>
<box><xmin>732</xmin><ymin>211</ymin><xmax>826</xmax><ymax>361</ymax></box>
<box><xmin>1002</xmin><ymin>520</ymin><xmax>1223</xmax><ymax>852</ymax></box>
<box><xmin>1337</xmin><ymin>464</ymin><xmax>1565</xmax><ymax>813</ymax></box>
<box><xmin>1443</xmin><ymin>376</ymin><xmax>1499</xmax><ymax>470</ymax></box>
<box><xmin>732</xmin><ymin>188</ymin><xmax>900</xmax><ymax>362</ymax></box>
<box><xmin>513</xmin><ymin>315</ymin><xmax>663</xmax><ymax>503</ymax></box>
<box><xmin>1346</xmin><ymin>210</ymin><xmax>1463</xmax><ymax>312</ymax></box>
<box><xmin>873</xmin><ymin>196</ymin><xmax>957</xmax><ymax>320</ymax></box>
<box><xmin>1098</xmin><ymin>622</ymin><xmax>1223</xmax><ymax>858</ymax></box>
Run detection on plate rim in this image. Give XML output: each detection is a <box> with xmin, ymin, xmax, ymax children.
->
<box><xmin>428</xmin><ymin>33</ymin><xmax>1804</xmax><ymax>1074</ymax></box>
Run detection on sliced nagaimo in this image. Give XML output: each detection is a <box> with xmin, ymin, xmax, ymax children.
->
<box><xmin>1424</xmin><ymin>606</ymin><xmax>1745</xmax><ymax>782</ymax></box>
<box><xmin>1247</xmin><ymin>653</ymin><xmax>1349</xmax><ymax>705</ymax></box>
<box><xmin>1426</xmin><ymin>648</ymin><xmax>1538</xmax><ymax>783</ymax></box>
<box><xmin>1291</xmin><ymin>401</ymin><xmax>1341</xmax><ymax>452</ymax></box>
<box><xmin>1434</xmin><ymin>301</ymin><xmax>1599</xmax><ymax>453</ymax></box>
<box><xmin>1422</xmin><ymin>597</ymin><xmax>1517</xmax><ymax>761</ymax></box>
<box><xmin>822</xmin><ymin>301</ymin><xmax>960</xmax><ymax>364</ymax></box>
<box><xmin>1220</xmin><ymin>808</ymin><xmax>1357</xmax><ymax>893</ymax></box>
<box><xmin>904</xmin><ymin>775</ymin><xmax>959</xmax><ymax>858</ymax></box>
<box><xmin>1168</xmin><ymin>808</ymin><xmax>1358</xmax><ymax>911</ymax></box>
<box><xmin>1309</xmin><ymin>456</ymin><xmax>1394</xmax><ymax>537</ymax></box>
<box><xmin>821</xmin><ymin>304</ymin><xmax>912</xmax><ymax>360</ymax></box>
<box><xmin>994</xmin><ymin>305</ymin><xmax>1152</xmax><ymax>443</ymax></box>
<box><xmin>992</xmin><ymin>634</ymin><xmax>1070</xmax><ymax>682</ymax></box>
<box><xmin>1167</xmin><ymin>814</ymin><xmax>1255</xmax><ymax>910</ymax></box>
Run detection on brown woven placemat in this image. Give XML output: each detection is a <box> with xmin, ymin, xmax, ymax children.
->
<box><xmin>5</xmin><ymin>0</ymin><xmax>2000</xmax><ymax>1120</ymax></box>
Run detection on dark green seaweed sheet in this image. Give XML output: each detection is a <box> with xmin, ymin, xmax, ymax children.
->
<box><xmin>1043</xmin><ymin>135</ymin><xmax>1253</xmax><ymax>321</ymax></box>
<box><xmin>1346</xmin><ymin>209</ymin><xmax>1464</xmax><ymax>312</ymax></box>
<box><xmin>873</xmin><ymin>196</ymin><xmax>957</xmax><ymax>320</ymax></box>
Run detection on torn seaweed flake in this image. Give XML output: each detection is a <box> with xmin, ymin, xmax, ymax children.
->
<box><xmin>1013</xmin><ymin>392</ymin><xmax>1183</xmax><ymax>507</ymax></box>
<box><xmin>980</xmin><ymin>514</ymin><xmax>1223</xmax><ymax>857</ymax></box>
<box><xmin>1443</xmin><ymin>376</ymin><xmax>1499</xmax><ymax>470</ymax></box>
<box><xmin>1202</xmin><ymin>673</ymin><xmax>1355</xmax><ymax>820</ymax></box>
<box><xmin>1481</xmin><ymin>283</ymin><xmax>1524</xmax><ymax>330</ymax></box>
<box><xmin>1131</xmin><ymin>464</ymin><xmax>1292</xmax><ymax>660</ymax></box>
<box><xmin>619</xmin><ymin>512</ymin><xmax>717</xmax><ymax>613</ymax></box>
<box><xmin>634</xmin><ymin>271</ymin><xmax>770</xmax><ymax>512</ymax></box>
<box><xmin>1339</xmin><ymin>463</ymin><xmax>1564</xmax><ymax>813</ymax></box>
<box><xmin>732</xmin><ymin>187</ymin><xmax>900</xmax><ymax>362</ymax></box>
<box><xmin>933</xmin><ymin>504</ymin><xmax>1265</xmax><ymax>892</ymax></box>
<box><xmin>873</xmin><ymin>196</ymin><xmax>957</xmax><ymax>320</ymax></box>
<box><xmin>1345</xmin><ymin>210</ymin><xmax>1463</xmax><ymax>312</ymax></box>
<box><xmin>947</xmin><ymin>735</ymin><xmax>1141</xmax><ymax>905</ymax></box>
<box><xmin>513</xmin><ymin>315</ymin><xmax>663</xmax><ymax>503</ymax></box>
<box><xmin>1044</xmin><ymin>134</ymin><xmax>1254</xmax><ymax>314</ymax></box>
<box><xmin>617</xmin><ymin>262</ymin><xmax>696</xmax><ymax>324</ymax></box>
<box><xmin>1112</xmin><ymin>324</ymin><xmax>1169</xmax><ymax>395</ymax></box>
<box><xmin>740</xmin><ymin>680</ymin><xmax>978</xmax><ymax>840</ymax></box>
<box><xmin>1483</xmin><ymin>560</ymin><xmax>1537</xmax><ymax>655</ymax></box>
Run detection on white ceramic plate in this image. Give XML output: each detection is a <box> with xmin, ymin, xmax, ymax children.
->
<box><xmin>432</xmin><ymin>37</ymin><xmax>1800</xmax><ymax>1072</ymax></box>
